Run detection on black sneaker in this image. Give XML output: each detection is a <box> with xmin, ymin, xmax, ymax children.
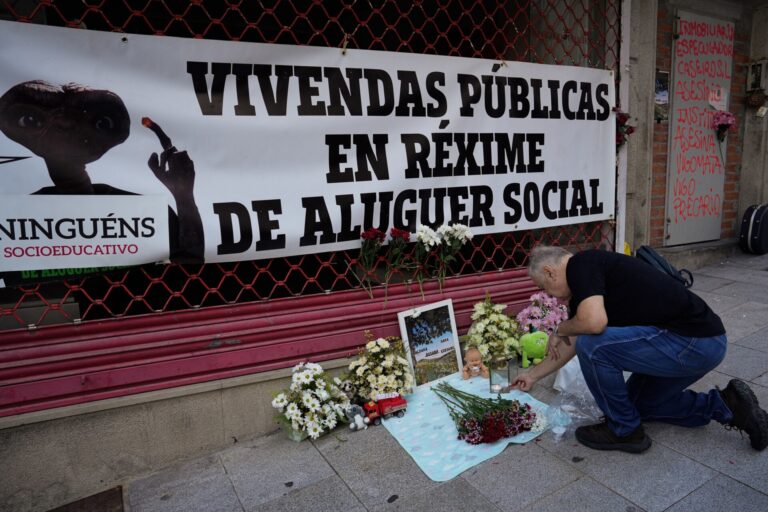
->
<box><xmin>719</xmin><ymin>379</ymin><xmax>768</xmax><ymax>451</ymax></box>
<box><xmin>575</xmin><ymin>421</ymin><xmax>652</xmax><ymax>454</ymax></box>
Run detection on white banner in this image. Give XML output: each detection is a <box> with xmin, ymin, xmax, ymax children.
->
<box><xmin>0</xmin><ymin>20</ymin><xmax>615</xmax><ymax>272</ymax></box>
<box><xmin>0</xmin><ymin>196</ymin><xmax>169</xmax><ymax>271</ymax></box>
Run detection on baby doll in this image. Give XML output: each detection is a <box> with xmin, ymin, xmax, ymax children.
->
<box><xmin>462</xmin><ymin>347</ymin><xmax>489</xmax><ymax>380</ymax></box>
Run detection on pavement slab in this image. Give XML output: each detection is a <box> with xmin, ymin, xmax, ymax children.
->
<box><xmin>646</xmin><ymin>421</ymin><xmax>768</xmax><ymax>494</ymax></box>
<box><xmin>220</xmin><ymin>431</ymin><xmax>335</xmax><ymax>510</ymax></box>
<box><xmin>694</xmin><ymin>264</ymin><xmax>768</xmax><ymax>286</ymax></box>
<box><xmin>313</xmin><ymin>425</ymin><xmax>441</xmax><ymax>509</ymax></box>
<box><xmin>664</xmin><ymin>474</ymin><xmax>768</xmax><ymax>512</ymax></box>
<box><xmin>691</xmin><ymin>290</ymin><xmax>747</xmax><ymax>316</ymax></box>
<box><xmin>717</xmin><ymin>301</ymin><xmax>768</xmax><ymax>343</ymax></box>
<box><xmin>690</xmin><ymin>273</ymin><xmax>733</xmax><ymax>293</ymax></box>
<box><xmin>524</xmin><ymin>476</ymin><xmax>644</xmax><ymax>512</ymax></box>
<box><xmin>461</xmin><ymin>443</ymin><xmax>581</xmax><ymax>512</ymax></box>
<box><xmin>733</xmin><ymin>325</ymin><xmax>768</xmax><ymax>353</ymax></box>
<box><xmin>535</xmin><ymin>433</ymin><xmax>716</xmax><ymax>512</ymax></box>
<box><xmin>252</xmin><ymin>475</ymin><xmax>366</xmax><ymax>512</ymax></box>
<box><xmin>716</xmin><ymin>343</ymin><xmax>768</xmax><ymax>381</ymax></box>
<box><xmin>709</xmin><ymin>283</ymin><xmax>768</xmax><ymax>311</ymax></box>
<box><xmin>369</xmin><ymin>477</ymin><xmax>502</xmax><ymax>512</ymax></box>
<box><xmin>127</xmin><ymin>455</ymin><xmax>236</xmax><ymax>512</ymax></box>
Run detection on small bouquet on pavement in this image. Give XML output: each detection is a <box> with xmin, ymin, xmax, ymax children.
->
<box><xmin>465</xmin><ymin>294</ymin><xmax>520</xmax><ymax>361</ymax></box>
<box><xmin>271</xmin><ymin>362</ymin><xmax>350</xmax><ymax>440</ymax></box>
<box><xmin>432</xmin><ymin>382</ymin><xmax>538</xmax><ymax>444</ymax></box>
<box><xmin>346</xmin><ymin>333</ymin><xmax>414</xmax><ymax>401</ymax></box>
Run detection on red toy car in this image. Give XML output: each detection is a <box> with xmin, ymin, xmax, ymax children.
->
<box><xmin>363</xmin><ymin>392</ymin><xmax>407</xmax><ymax>426</ymax></box>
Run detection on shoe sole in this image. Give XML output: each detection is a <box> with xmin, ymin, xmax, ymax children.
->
<box><xmin>730</xmin><ymin>379</ymin><xmax>768</xmax><ymax>451</ymax></box>
<box><xmin>575</xmin><ymin>429</ymin><xmax>652</xmax><ymax>454</ymax></box>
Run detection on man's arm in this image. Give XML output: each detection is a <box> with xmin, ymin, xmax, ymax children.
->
<box><xmin>555</xmin><ymin>295</ymin><xmax>607</xmax><ymax>337</ymax></box>
<box><xmin>510</xmin><ymin>339</ymin><xmax>577</xmax><ymax>391</ymax></box>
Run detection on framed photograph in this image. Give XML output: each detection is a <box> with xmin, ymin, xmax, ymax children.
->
<box><xmin>748</xmin><ymin>61</ymin><xmax>765</xmax><ymax>91</ymax></box>
<box><xmin>397</xmin><ymin>299</ymin><xmax>463</xmax><ymax>387</ymax></box>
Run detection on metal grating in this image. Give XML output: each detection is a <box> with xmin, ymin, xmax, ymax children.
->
<box><xmin>0</xmin><ymin>0</ymin><xmax>620</xmax><ymax>329</ymax></box>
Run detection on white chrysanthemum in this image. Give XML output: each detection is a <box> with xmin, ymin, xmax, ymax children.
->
<box><xmin>285</xmin><ymin>402</ymin><xmax>299</xmax><ymax>415</ymax></box>
<box><xmin>315</xmin><ymin>378</ymin><xmax>326</xmax><ymax>389</ymax></box>
<box><xmin>315</xmin><ymin>388</ymin><xmax>330</xmax><ymax>401</ymax></box>
<box><xmin>477</xmin><ymin>344</ymin><xmax>489</xmax><ymax>357</ymax></box>
<box><xmin>306</xmin><ymin>421</ymin><xmax>323</xmax><ymax>439</ymax></box>
<box><xmin>366</xmin><ymin>340</ymin><xmax>377</xmax><ymax>350</ymax></box>
<box><xmin>292</xmin><ymin>362</ymin><xmax>306</xmax><ymax>373</ymax></box>
<box><xmin>307</xmin><ymin>397</ymin><xmax>321</xmax><ymax>412</ymax></box>
<box><xmin>305</xmin><ymin>362</ymin><xmax>323</xmax><ymax>375</ymax></box>
<box><xmin>333</xmin><ymin>377</ymin><xmax>343</xmax><ymax>386</ymax></box>
<box><xmin>416</xmin><ymin>225</ymin><xmax>441</xmax><ymax>247</ymax></box>
<box><xmin>382</xmin><ymin>354</ymin><xmax>394</xmax><ymax>368</ymax></box>
<box><xmin>397</xmin><ymin>356</ymin><xmax>410</xmax><ymax>366</ymax></box>
<box><xmin>298</xmin><ymin>371</ymin><xmax>314</xmax><ymax>385</ymax></box>
<box><xmin>377</xmin><ymin>338</ymin><xmax>390</xmax><ymax>349</ymax></box>
<box><xmin>271</xmin><ymin>393</ymin><xmax>288</xmax><ymax>410</ymax></box>
<box><xmin>367</xmin><ymin>374</ymin><xmax>377</xmax><ymax>384</ymax></box>
<box><xmin>356</xmin><ymin>365</ymin><xmax>368</xmax><ymax>377</ymax></box>
<box><xmin>532</xmin><ymin>413</ymin><xmax>548</xmax><ymax>432</ymax></box>
<box><xmin>324</xmin><ymin>416</ymin><xmax>338</xmax><ymax>430</ymax></box>
<box><xmin>369</xmin><ymin>344</ymin><xmax>380</xmax><ymax>353</ymax></box>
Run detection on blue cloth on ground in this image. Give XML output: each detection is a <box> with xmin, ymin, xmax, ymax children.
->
<box><xmin>382</xmin><ymin>372</ymin><xmax>550</xmax><ymax>482</ymax></box>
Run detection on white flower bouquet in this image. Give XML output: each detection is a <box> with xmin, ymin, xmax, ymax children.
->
<box><xmin>271</xmin><ymin>362</ymin><xmax>350</xmax><ymax>439</ymax></box>
<box><xmin>346</xmin><ymin>334</ymin><xmax>414</xmax><ymax>401</ymax></box>
<box><xmin>413</xmin><ymin>223</ymin><xmax>473</xmax><ymax>292</ymax></box>
<box><xmin>465</xmin><ymin>295</ymin><xmax>520</xmax><ymax>361</ymax></box>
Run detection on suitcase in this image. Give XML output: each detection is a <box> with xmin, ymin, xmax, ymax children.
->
<box><xmin>739</xmin><ymin>204</ymin><xmax>768</xmax><ymax>255</ymax></box>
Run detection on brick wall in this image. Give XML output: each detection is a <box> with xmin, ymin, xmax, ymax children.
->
<box><xmin>650</xmin><ymin>4</ymin><xmax>747</xmax><ymax>247</ymax></box>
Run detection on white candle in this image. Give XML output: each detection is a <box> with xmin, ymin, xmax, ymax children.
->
<box><xmin>490</xmin><ymin>384</ymin><xmax>502</xmax><ymax>393</ymax></box>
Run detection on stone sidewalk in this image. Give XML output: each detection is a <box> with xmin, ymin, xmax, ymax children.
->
<box><xmin>125</xmin><ymin>252</ymin><xmax>768</xmax><ymax>512</ymax></box>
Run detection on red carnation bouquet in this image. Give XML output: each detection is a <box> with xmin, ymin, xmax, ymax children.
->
<box><xmin>432</xmin><ymin>382</ymin><xmax>536</xmax><ymax>445</ymax></box>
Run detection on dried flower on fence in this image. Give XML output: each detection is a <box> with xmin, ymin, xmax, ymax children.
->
<box><xmin>615</xmin><ymin>107</ymin><xmax>635</xmax><ymax>149</ymax></box>
<box><xmin>384</xmin><ymin>227</ymin><xmax>411</xmax><ymax>283</ymax></box>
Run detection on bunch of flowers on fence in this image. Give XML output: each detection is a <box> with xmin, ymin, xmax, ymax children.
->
<box><xmin>615</xmin><ymin>107</ymin><xmax>636</xmax><ymax>149</ymax></box>
<box><xmin>435</xmin><ymin>224</ymin><xmax>474</xmax><ymax>287</ymax></box>
<box><xmin>384</xmin><ymin>227</ymin><xmax>411</xmax><ymax>283</ymax></box>
<box><xmin>271</xmin><ymin>362</ymin><xmax>350</xmax><ymax>439</ymax></box>
<box><xmin>465</xmin><ymin>294</ymin><xmax>520</xmax><ymax>362</ymax></box>
<box><xmin>357</xmin><ymin>227</ymin><xmax>386</xmax><ymax>297</ymax></box>
<box><xmin>516</xmin><ymin>291</ymin><xmax>568</xmax><ymax>335</ymax></box>
<box><xmin>359</xmin><ymin>227</ymin><xmax>386</xmax><ymax>274</ymax></box>
<box><xmin>432</xmin><ymin>382</ymin><xmax>537</xmax><ymax>444</ymax></box>
<box><xmin>346</xmin><ymin>333</ymin><xmax>414</xmax><ymax>401</ymax></box>
<box><xmin>712</xmin><ymin>110</ymin><xmax>736</xmax><ymax>142</ymax></box>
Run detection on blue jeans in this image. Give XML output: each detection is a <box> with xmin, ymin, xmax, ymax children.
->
<box><xmin>575</xmin><ymin>326</ymin><xmax>732</xmax><ymax>436</ymax></box>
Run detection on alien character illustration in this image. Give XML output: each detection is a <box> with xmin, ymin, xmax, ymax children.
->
<box><xmin>0</xmin><ymin>80</ymin><xmax>204</xmax><ymax>263</ymax></box>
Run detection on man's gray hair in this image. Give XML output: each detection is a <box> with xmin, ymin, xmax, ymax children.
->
<box><xmin>528</xmin><ymin>245</ymin><xmax>571</xmax><ymax>279</ymax></box>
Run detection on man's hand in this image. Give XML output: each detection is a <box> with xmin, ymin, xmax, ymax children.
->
<box><xmin>510</xmin><ymin>372</ymin><xmax>537</xmax><ymax>392</ymax></box>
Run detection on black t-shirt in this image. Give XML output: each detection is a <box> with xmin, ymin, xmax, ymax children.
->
<box><xmin>566</xmin><ymin>250</ymin><xmax>725</xmax><ymax>337</ymax></box>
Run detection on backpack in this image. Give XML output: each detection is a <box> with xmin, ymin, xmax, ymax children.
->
<box><xmin>635</xmin><ymin>245</ymin><xmax>694</xmax><ymax>288</ymax></box>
